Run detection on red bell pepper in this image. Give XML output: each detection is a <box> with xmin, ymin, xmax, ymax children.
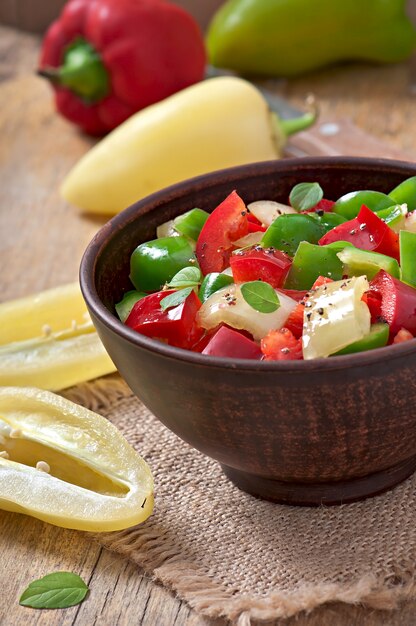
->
<box><xmin>319</xmin><ymin>205</ymin><xmax>400</xmax><ymax>261</ymax></box>
<box><xmin>279</xmin><ymin>288</ymin><xmax>309</xmax><ymax>302</ymax></box>
<box><xmin>369</xmin><ymin>270</ymin><xmax>416</xmax><ymax>335</ymax></box>
<box><xmin>230</xmin><ymin>246</ymin><xmax>292</xmax><ymax>288</ymax></box>
<box><xmin>361</xmin><ymin>290</ymin><xmax>383</xmax><ymax>324</ymax></box>
<box><xmin>202</xmin><ymin>326</ymin><xmax>262</xmax><ymax>359</ymax></box>
<box><xmin>393</xmin><ymin>328</ymin><xmax>414</xmax><ymax>343</ymax></box>
<box><xmin>284</xmin><ymin>303</ymin><xmax>304</xmax><ymax>339</ymax></box>
<box><xmin>247</xmin><ymin>213</ymin><xmax>267</xmax><ymax>233</ymax></box>
<box><xmin>125</xmin><ymin>288</ymin><xmax>203</xmax><ymax>349</ymax></box>
<box><xmin>261</xmin><ymin>327</ymin><xmax>303</xmax><ymax>361</ymax></box>
<box><xmin>39</xmin><ymin>0</ymin><xmax>206</xmax><ymax>135</ymax></box>
<box><xmin>284</xmin><ymin>276</ymin><xmax>333</xmax><ymax>338</ymax></box>
<box><xmin>196</xmin><ymin>191</ymin><xmax>249</xmax><ymax>275</ymax></box>
<box><xmin>247</xmin><ymin>221</ymin><xmax>267</xmax><ymax>234</ymax></box>
<box><xmin>302</xmin><ymin>198</ymin><xmax>336</xmax><ymax>214</ymax></box>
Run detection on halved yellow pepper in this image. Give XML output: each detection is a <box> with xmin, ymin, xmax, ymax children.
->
<box><xmin>0</xmin><ymin>283</ymin><xmax>116</xmax><ymax>390</ymax></box>
<box><xmin>0</xmin><ymin>387</ymin><xmax>153</xmax><ymax>531</ymax></box>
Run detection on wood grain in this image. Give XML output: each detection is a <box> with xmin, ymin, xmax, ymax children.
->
<box><xmin>2</xmin><ymin>23</ymin><xmax>416</xmax><ymax>626</ymax></box>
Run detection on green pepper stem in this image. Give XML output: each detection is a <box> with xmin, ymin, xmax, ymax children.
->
<box><xmin>38</xmin><ymin>37</ymin><xmax>110</xmax><ymax>103</ymax></box>
<box><xmin>270</xmin><ymin>94</ymin><xmax>318</xmax><ymax>154</ymax></box>
<box><xmin>279</xmin><ymin>111</ymin><xmax>316</xmax><ymax>137</ymax></box>
<box><xmin>279</xmin><ymin>95</ymin><xmax>318</xmax><ymax>137</ymax></box>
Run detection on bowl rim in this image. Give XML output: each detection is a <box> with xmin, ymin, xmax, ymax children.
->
<box><xmin>80</xmin><ymin>155</ymin><xmax>416</xmax><ymax>372</ymax></box>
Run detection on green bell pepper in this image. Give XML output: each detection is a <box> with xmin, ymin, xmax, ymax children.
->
<box><xmin>130</xmin><ymin>236</ymin><xmax>196</xmax><ymax>292</ymax></box>
<box><xmin>206</xmin><ymin>0</ymin><xmax>416</xmax><ymax>77</ymax></box>
<box><xmin>333</xmin><ymin>190</ymin><xmax>394</xmax><ymax>220</ymax></box>
<box><xmin>285</xmin><ymin>242</ymin><xmax>343</xmax><ymax>290</ymax></box>
<box><xmin>174</xmin><ymin>208</ymin><xmax>209</xmax><ymax>241</ymax></box>
<box><xmin>324</xmin><ymin>240</ymin><xmax>355</xmax><ymax>253</ymax></box>
<box><xmin>311</xmin><ymin>212</ymin><xmax>347</xmax><ymax>233</ymax></box>
<box><xmin>389</xmin><ymin>176</ymin><xmax>416</xmax><ymax>210</ymax></box>
<box><xmin>337</xmin><ymin>246</ymin><xmax>400</xmax><ymax>280</ymax></box>
<box><xmin>261</xmin><ymin>214</ymin><xmax>324</xmax><ymax>257</ymax></box>
<box><xmin>199</xmin><ymin>272</ymin><xmax>234</xmax><ymax>303</ymax></box>
<box><xmin>115</xmin><ymin>290</ymin><xmax>146</xmax><ymax>322</ymax></box>
<box><xmin>332</xmin><ymin>323</ymin><xmax>389</xmax><ymax>355</ymax></box>
<box><xmin>399</xmin><ymin>230</ymin><xmax>416</xmax><ymax>288</ymax></box>
<box><xmin>375</xmin><ymin>204</ymin><xmax>407</xmax><ymax>231</ymax></box>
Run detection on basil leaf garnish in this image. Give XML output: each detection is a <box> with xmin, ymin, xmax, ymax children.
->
<box><xmin>167</xmin><ymin>266</ymin><xmax>201</xmax><ymax>288</ymax></box>
<box><xmin>289</xmin><ymin>182</ymin><xmax>323</xmax><ymax>211</ymax></box>
<box><xmin>241</xmin><ymin>281</ymin><xmax>280</xmax><ymax>313</ymax></box>
<box><xmin>160</xmin><ymin>287</ymin><xmax>193</xmax><ymax>311</ymax></box>
<box><xmin>19</xmin><ymin>572</ymin><xmax>89</xmax><ymax>609</ymax></box>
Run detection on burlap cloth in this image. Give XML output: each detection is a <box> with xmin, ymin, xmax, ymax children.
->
<box><xmin>64</xmin><ymin>375</ymin><xmax>416</xmax><ymax>625</ymax></box>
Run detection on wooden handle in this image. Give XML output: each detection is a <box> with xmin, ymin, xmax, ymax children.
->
<box><xmin>286</xmin><ymin>117</ymin><xmax>413</xmax><ymax>161</ymax></box>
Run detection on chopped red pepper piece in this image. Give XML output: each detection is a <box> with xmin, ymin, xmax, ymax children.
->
<box><xmin>279</xmin><ymin>288</ymin><xmax>309</xmax><ymax>302</ymax></box>
<box><xmin>361</xmin><ymin>290</ymin><xmax>382</xmax><ymax>324</ymax></box>
<box><xmin>302</xmin><ymin>198</ymin><xmax>336</xmax><ymax>213</ymax></box>
<box><xmin>284</xmin><ymin>303</ymin><xmax>304</xmax><ymax>339</ymax></box>
<box><xmin>261</xmin><ymin>327</ymin><xmax>303</xmax><ymax>361</ymax></box>
<box><xmin>230</xmin><ymin>246</ymin><xmax>292</xmax><ymax>288</ymax></box>
<box><xmin>196</xmin><ymin>191</ymin><xmax>249</xmax><ymax>274</ymax></box>
<box><xmin>369</xmin><ymin>270</ymin><xmax>416</xmax><ymax>335</ymax></box>
<box><xmin>246</xmin><ymin>212</ymin><xmax>267</xmax><ymax>233</ymax></box>
<box><xmin>319</xmin><ymin>205</ymin><xmax>400</xmax><ymax>261</ymax></box>
<box><xmin>247</xmin><ymin>221</ymin><xmax>267</xmax><ymax>233</ymax></box>
<box><xmin>202</xmin><ymin>326</ymin><xmax>262</xmax><ymax>359</ymax></box>
<box><xmin>284</xmin><ymin>276</ymin><xmax>334</xmax><ymax>338</ymax></box>
<box><xmin>125</xmin><ymin>289</ymin><xmax>202</xmax><ymax>349</ymax></box>
<box><xmin>393</xmin><ymin>328</ymin><xmax>414</xmax><ymax>343</ymax></box>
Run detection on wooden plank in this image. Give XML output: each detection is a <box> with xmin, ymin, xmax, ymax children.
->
<box><xmin>0</xmin><ymin>511</ymin><xmax>102</xmax><ymax>626</ymax></box>
<box><xmin>73</xmin><ymin>548</ymin><xmax>226</xmax><ymax>626</ymax></box>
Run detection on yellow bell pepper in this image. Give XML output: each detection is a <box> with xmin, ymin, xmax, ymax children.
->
<box><xmin>61</xmin><ymin>76</ymin><xmax>315</xmax><ymax>215</ymax></box>
<box><xmin>0</xmin><ymin>283</ymin><xmax>116</xmax><ymax>390</ymax></box>
<box><xmin>0</xmin><ymin>387</ymin><xmax>153</xmax><ymax>531</ymax></box>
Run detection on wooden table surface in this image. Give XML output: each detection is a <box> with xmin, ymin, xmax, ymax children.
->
<box><xmin>2</xmin><ymin>25</ymin><xmax>416</xmax><ymax>626</ymax></box>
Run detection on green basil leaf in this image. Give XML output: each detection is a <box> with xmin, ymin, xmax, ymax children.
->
<box><xmin>289</xmin><ymin>182</ymin><xmax>324</xmax><ymax>211</ymax></box>
<box><xmin>19</xmin><ymin>572</ymin><xmax>89</xmax><ymax>609</ymax></box>
<box><xmin>241</xmin><ymin>281</ymin><xmax>280</xmax><ymax>313</ymax></box>
<box><xmin>167</xmin><ymin>266</ymin><xmax>201</xmax><ymax>288</ymax></box>
<box><xmin>160</xmin><ymin>287</ymin><xmax>193</xmax><ymax>311</ymax></box>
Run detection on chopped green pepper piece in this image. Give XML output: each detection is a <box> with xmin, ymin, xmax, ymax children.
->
<box><xmin>130</xmin><ymin>236</ymin><xmax>196</xmax><ymax>292</ymax></box>
<box><xmin>174</xmin><ymin>208</ymin><xmax>209</xmax><ymax>241</ymax></box>
<box><xmin>310</xmin><ymin>212</ymin><xmax>347</xmax><ymax>234</ymax></box>
<box><xmin>324</xmin><ymin>240</ymin><xmax>355</xmax><ymax>253</ymax></box>
<box><xmin>399</xmin><ymin>230</ymin><xmax>416</xmax><ymax>288</ymax></box>
<box><xmin>115</xmin><ymin>290</ymin><xmax>146</xmax><ymax>322</ymax></box>
<box><xmin>284</xmin><ymin>242</ymin><xmax>343</xmax><ymax>290</ymax></box>
<box><xmin>332</xmin><ymin>323</ymin><xmax>389</xmax><ymax>356</ymax></box>
<box><xmin>375</xmin><ymin>204</ymin><xmax>407</xmax><ymax>231</ymax></box>
<box><xmin>333</xmin><ymin>190</ymin><xmax>393</xmax><ymax>220</ymax></box>
<box><xmin>199</xmin><ymin>272</ymin><xmax>234</xmax><ymax>303</ymax></box>
<box><xmin>389</xmin><ymin>176</ymin><xmax>416</xmax><ymax>211</ymax></box>
<box><xmin>261</xmin><ymin>213</ymin><xmax>324</xmax><ymax>257</ymax></box>
<box><xmin>337</xmin><ymin>246</ymin><xmax>400</xmax><ymax>280</ymax></box>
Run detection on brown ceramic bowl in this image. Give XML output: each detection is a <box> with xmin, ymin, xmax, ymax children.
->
<box><xmin>80</xmin><ymin>157</ymin><xmax>416</xmax><ymax>506</ymax></box>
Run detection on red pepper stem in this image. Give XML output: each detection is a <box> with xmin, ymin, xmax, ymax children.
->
<box><xmin>37</xmin><ymin>68</ymin><xmax>61</xmax><ymax>83</ymax></box>
<box><xmin>38</xmin><ymin>37</ymin><xmax>110</xmax><ymax>103</ymax></box>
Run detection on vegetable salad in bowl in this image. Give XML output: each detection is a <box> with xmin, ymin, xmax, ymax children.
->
<box><xmin>115</xmin><ymin>177</ymin><xmax>416</xmax><ymax>361</ymax></box>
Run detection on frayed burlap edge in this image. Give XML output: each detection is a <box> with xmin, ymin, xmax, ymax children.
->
<box><xmin>63</xmin><ymin>377</ymin><xmax>415</xmax><ymax>625</ymax></box>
